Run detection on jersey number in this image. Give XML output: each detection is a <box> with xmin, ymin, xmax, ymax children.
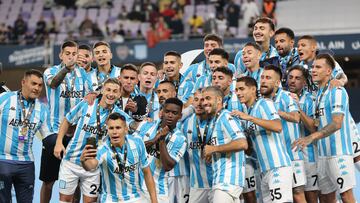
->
<box><xmin>246</xmin><ymin>176</ymin><xmax>256</xmax><ymax>188</ymax></box>
<box><xmin>90</xmin><ymin>184</ymin><xmax>99</xmax><ymax>195</ymax></box>
<box><xmin>353</xmin><ymin>142</ymin><xmax>360</xmax><ymax>153</ymax></box>
<box><xmin>183</xmin><ymin>194</ymin><xmax>189</xmax><ymax>203</ymax></box>
<box><xmin>311</xmin><ymin>175</ymin><xmax>318</xmax><ymax>186</ymax></box>
<box><xmin>270</xmin><ymin>188</ymin><xmax>282</xmax><ymax>201</ymax></box>
<box><xmin>337</xmin><ymin>177</ymin><xmax>344</xmax><ymax>189</ymax></box>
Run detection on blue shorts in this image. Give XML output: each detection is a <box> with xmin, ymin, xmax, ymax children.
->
<box><xmin>0</xmin><ymin>160</ymin><xmax>34</xmax><ymax>203</ymax></box>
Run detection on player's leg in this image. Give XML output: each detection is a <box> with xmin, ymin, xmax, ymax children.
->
<box><xmin>213</xmin><ymin>189</ymin><xmax>236</xmax><ymax>203</ymax></box>
<box><xmin>291</xmin><ymin>160</ymin><xmax>307</xmax><ymax>203</ymax></box>
<box><xmin>189</xmin><ymin>188</ymin><xmax>211</xmax><ymax>203</ymax></box>
<box><xmin>79</xmin><ymin>167</ymin><xmax>100</xmax><ymax>203</ymax></box>
<box><xmin>267</xmin><ymin>166</ymin><xmax>293</xmax><ymax>203</ymax></box>
<box><xmin>243</xmin><ymin>161</ymin><xmax>257</xmax><ymax>203</ymax></box>
<box><xmin>58</xmin><ymin>160</ymin><xmax>81</xmax><ymax>202</ymax></box>
<box><xmin>13</xmin><ymin>162</ymin><xmax>35</xmax><ymax>203</ymax></box>
<box><xmin>168</xmin><ymin>176</ymin><xmax>176</xmax><ymax>203</ymax></box>
<box><xmin>177</xmin><ymin>176</ymin><xmax>190</xmax><ymax>203</ymax></box>
<box><xmin>317</xmin><ymin>157</ymin><xmax>337</xmax><ymax>203</ymax></box>
<box><xmin>0</xmin><ymin>161</ymin><xmax>16</xmax><ymax>203</ymax></box>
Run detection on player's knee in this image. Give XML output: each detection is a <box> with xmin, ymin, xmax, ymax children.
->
<box><xmin>42</xmin><ymin>181</ymin><xmax>55</xmax><ymax>189</ymax></box>
<box><xmin>293</xmin><ymin>185</ymin><xmax>305</xmax><ymax>194</ymax></box>
<box><xmin>339</xmin><ymin>189</ymin><xmax>355</xmax><ymax>203</ymax></box>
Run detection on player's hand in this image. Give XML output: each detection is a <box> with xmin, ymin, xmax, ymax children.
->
<box><xmin>157</xmin><ymin>126</ymin><xmax>170</xmax><ymax>140</ymax></box>
<box><xmin>329</xmin><ymin>79</ymin><xmax>343</xmax><ymax>89</ymax></box>
<box><xmin>77</xmin><ymin>55</ymin><xmax>86</xmax><ymax>68</ymax></box>
<box><xmin>80</xmin><ymin>145</ymin><xmax>97</xmax><ymax>162</ymax></box>
<box><xmin>63</xmin><ymin>59</ymin><xmax>76</xmax><ymax>70</ymax></box>
<box><xmin>84</xmin><ymin>92</ymin><xmax>98</xmax><ymax>105</ymax></box>
<box><xmin>54</xmin><ymin>143</ymin><xmax>66</xmax><ymax>160</ymax></box>
<box><xmin>289</xmin><ymin>92</ymin><xmax>300</xmax><ymax>103</ymax></box>
<box><xmin>203</xmin><ymin>145</ymin><xmax>216</xmax><ymax>162</ymax></box>
<box><xmin>231</xmin><ymin>110</ymin><xmax>251</xmax><ymax>121</ymax></box>
<box><xmin>291</xmin><ymin>136</ymin><xmax>314</xmax><ymax>151</ymax></box>
<box><xmin>125</xmin><ymin>99</ymin><xmax>138</xmax><ymax>113</ymax></box>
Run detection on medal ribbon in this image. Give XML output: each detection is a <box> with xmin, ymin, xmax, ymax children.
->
<box><xmin>111</xmin><ymin>137</ymin><xmax>127</xmax><ymax>179</ymax></box>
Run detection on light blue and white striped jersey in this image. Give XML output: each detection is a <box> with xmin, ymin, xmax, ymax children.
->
<box><xmin>44</xmin><ymin>64</ymin><xmax>93</xmax><ymax>132</ymax></box>
<box><xmin>298</xmin><ymin>90</ymin><xmax>317</xmax><ymax>163</ymax></box>
<box><xmin>279</xmin><ymin>48</ymin><xmax>300</xmax><ymax>74</ymax></box>
<box><xmin>86</xmin><ymin>65</ymin><xmax>122</xmax><ymax>91</ymax></box>
<box><xmin>315</xmin><ymin>85</ymin><xmax>353</xmax><ymax>157</ymax></box>
<box><xmin>245</xmin><ymin>98</ymin><xmax>291</xmax><ymax>172</ymax></box>
<box><xmin>136</xmin><ymin>90</ymin><xmax>160</xmax><ymax>121</ymax></box>
<box><xmin>0</xmin><ymin>91</ymin><xmax>54</xmax><ymax>162</ymax></box>
<box><xmin>64</xmin><ymin>99</ymin><xmax>133</xmax><ymax>165</ymax></box>
<box><xmin>97</xmin><ymin>135</ymin><xmax>150</xmax><ymax>203</ymax></box>
<box><xmin>223</xmin><ymin>91</ymin><xmax>244</xmax><ymax>112</ymax></box>
<box><xmin>300</xmin><ymin>60</ymin><xmax>344</xmax><ymax>80</ymax></box>
<box><xmin>156</xmin><ymin>74</ymin><xmax>195</xmax><ymax>103</ymax></box>
<box><xmin>134</xmin><ymin>120</ymin><xmax>187</xmax><ymax>196</ymax></box>
<box><xmin>234</xmin><ymin>45</ymin><xmax>279</xmax><ymax>75</ymax></box>
<box><xmin>272</xmin><ymin>89</ymin><xmax>303</xmax><ymax>161</ymax></box>
<box><xmin>182</xmin><ymin>114</ymin><xmax>213</xmax><ymax>189</ymax></box>
<box><xmin>183</xmin><ymin>60</ymin><xmax>237</xmax><ymax>84</ymax></box>
<box><xmin>243</xmin><ymin>67</ymin><xmax>263</xmax><ymax>90</ymax></box>
<box><xmin>209</xmin><ymin>110</ymin><xmax>246</xmax><ymax>190</ymax></box>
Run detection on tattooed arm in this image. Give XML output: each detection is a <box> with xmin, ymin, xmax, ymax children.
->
<box><xmin>49</xmin><ymin>65</ymin><xmax>71</xmax><ymax>88</ymax></box>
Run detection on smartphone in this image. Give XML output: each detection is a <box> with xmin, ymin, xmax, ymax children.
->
<box><xmin>86</xmin><ymin>137</ymin><xmax>97</xmax><ymax>149</ymax></box>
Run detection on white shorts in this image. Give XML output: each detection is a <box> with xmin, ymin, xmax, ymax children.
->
<box><xmin>291</xmin><ymin>160</ymin><xmax>306</xmax><ymax>188</ymax></box>
<box><xmin>212</xmin><ymin>188</ymin><xmax>242</xmax><ymax>203</ymax></box>
<box><xmin>318</xmin><ymin>155</ymin><xmax>356</xmax><ymax>194</ymax></box>
<box><xmin>350</xmin><ymin>118</ymin><xmax>360</xmax><ymax>158</ymax></box>
<box><xmin>260</xmin><ymin>166</ymin><xmax>293</xmax><ymax>203</ymax></box>
<box><xmin>189</xmin><ymin>188</ymin><xmax>213</xmax><ymax>203</ymax></box>
<box><xmin>58</xmin><ymin>160</ymin><xmax>100</xmax><ymax>197</ymax></box>
<box><xmin>304</xmin><ymin>162</ymin><xmax>319</xmax><ymax>191</ymax></box>
<box><xmin>168</xmin><ymin>176</ymin><xmax>190</xmax><ymax>203</ymax></box>
<box><xmin>144</xmin><ymin>192</ymin><xmax>169</xmax><ymax>203</ymax></box>
<box><xmin>101</xmin><ymin>195</ymin><xmax>148</xmax><ymax>203</ymax></box>
<box><xmin>243</xmin><ymin>161</ymin><xmax>256</xmax><ymax>193</ymax></box>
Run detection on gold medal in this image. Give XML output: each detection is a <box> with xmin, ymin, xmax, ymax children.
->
<box><xmin>21</xmin><ymin>127</ymin><xmax>28</xmax><ymax>136</ymax></box>
<box><xmin>314</xmin><ymin>118</ymin><xmax>320</xmax><ymax>127</ymax></box>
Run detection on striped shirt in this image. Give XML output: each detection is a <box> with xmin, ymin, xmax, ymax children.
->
<box><xmin>298</xmin><ymin>90</ymin><xmax>317</xmax><ymax>163</ymax></box>
<box><xmin>134</xmin><ymin>120</ymin><xmax>187</xmax><ymax>196</ymax></box>
<box><xmin>245</xmin><ymin>98</ymin><xmax>291</xmax><ymax>172</ymax></box>
<box><xmin>0</xmin><ymin>91</ymin><xmax>54</xmax><ymax>162</ymax></box>
<box><xmin>235</xmin><ymin>45</ymin><xmax>279</xmax><ymax>76</ymax></box>
<box><xmin>209</xmin><ymin>110</ymin><xmax>246</xmax><ymax>190</ymax></box>
<box><xmin>273</xmin><ymin>89</ymin><xmax>303</xmax><ymax>161</ymax></box>
<box><xmin>223</xmin><ymin>91</ymin><xmax>244</xmax><ymax>112</ymax></box>
<box><xmin>87</xmin><ymin>65</ymin><xmax>122</xmax><ymax>91</ymax></box>
<box><xmin>44</xmin><ymin>64</ymin><xmax>93</xmax><ymax>132</ymax></box>
<box><xmin>64</xmin><ymin>99</ymin><xmax>133</xmax><ymax>165</ymax></box>
<box><xmin>182</xmin><ymin>114</ymin><xmax>213</xmax><ymax>189</ymax></box>
<box><xmin>157</xmin><ymin>74</ymin><xmax>195</xmax><ymax>103</ymax></box>
<box><xmin>97</xmin><ymin>135</ymin><xmax>150</xmax><ymax>203</ymax></box>
<box><xmin>315</xmin><ymin>85</ymin><xmax>353</xmax><ymax>157</ymax></box>
<box><xmin>183</xmin><ymin>60</ymin><xmax>237</xmax><ymax>84</ymax></box>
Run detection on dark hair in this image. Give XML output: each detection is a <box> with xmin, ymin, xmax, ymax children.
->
<box><xmin>159</xmin><ymin>80</ymin><xmax>176</xmax><ymax>89</ymax></box>
<box><xmin>254</xmin><ymin>17</ymin><xmax>275</xmax><ymax>31</ymax></box>
<box><xmin>139</xmin><ymin>62</ymin><xmax>157</xmax><ymax>72</ymax></box>
<box><xmin>164</xmin><ymin>97</ymin><xmax>183</xmax><ymax>109</ymax></box>
<box><xmin>61</xmin><ymin>41</ymin><xmax>78</xmax><ymax>51</ymax></box>
<box><xmin>287</xmin><ymin>65</ymin><xmax>309</xmax><ymax>80</ymax></box>
<box><xmin>164</xmin><ymin>51</ymin><xmax>181</xmax><ymax>59</ymax></box>
<box><xmin>315</xmin><ymin>53</ymin><xmax>335</xmax><ymax>70</ymax></box>
<box><xmin>298</xmin><ymin>35</ymin><xmax>317</xmax><ymax>44</ymax></box>
<box><xmin>121</xmin><ymin>63</ymin><xmax>138</xmax><ymax>74</ymax></box>
<box><xmin>79</xmin><ymin>44</ymin><xmax>92</xmax><ymax>52</ymax></box>
<box><xmin>202</xmin><ymin>86</ymin><xmax>224</xmax><ymax>102</ymax></box>
<box><xmin>274</xmin><ymin>27</ymin><xmax>295</xmax><ymax>40</ymax></box>
<box><xmin>213</xmin><ymin>66</ymin><xmax>233</xmax><ymax>78</ymax></box>
<box><xmin>236</xmin><ymin>76</ymin><xmax>258</xmax><ymax>88</ymax></box>
<box><xmin>203</xmin><ymin>34</ymin><xmax>223</xmax><ymax>46</ymax></box>
<box><xmin>103</xmin><ymin>78</ymin><xmax>121</xmax><ymax>87</ymax></box>
<box><xmin>107</xmin><ymin>112</ymin><xmax>126</xmax><ymax>122</ymax></box>
<box><xmin>264</xmin><ymin>64</ymin><xmax>282</xmax><ymax>79</ymax></box>
<box><xmin>209</xmin><ymin>48</ymin><xmax>229</xmax><ymax>60</ymax></box>
<box><xmin>93</xmin><ymin>41</ymin><xmax>111</xmax><ymax>49</ymax></box>
<box><xmin>244</xmin><ymin>42</ymin><xmax>262</xmax><ymax>52</ymax></box>
<box><xmin>24</xmin><ymin>69</ymin><xmax>43</xmax><ymax>79</ymax></box>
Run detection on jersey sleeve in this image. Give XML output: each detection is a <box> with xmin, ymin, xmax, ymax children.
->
<box><xmin>282</xmin><ymin>92</ymin><xmax>299</xmax><ymax>113</ymax></box>
<box><xmin>80</xmin><ymin>68</ymin><xmax>95</xmax><ymax>93</ymax></box>
<box><xmin>260</xmin><ymin>99</ymin><xmax>280</xmax><ymax>120</ymax></box>
<box><xmin>96</xmin><ymin>145</ymin><xmax>108</xmax><ymax>165</ymax></box>
<box><xmin>136</xmin><ymin>137</ymin><xmax>150</xmax><ymax>169</ymax></box>
<box><xmin>167</xmin><ymin>133</ymin><xmax>187</xmax><ymax>163</ymax></box>
<box><xmin>180</xmin><ymin>80</ymin><xmax>194</xmax><ymax>103</ymax></box>
<box><xmin>65</xmin><ymin>100</ymin><xmax>87</xmax><ymax>125</ymax></box>
<box><xmin>332</xmin><ymin>61</ymin><xmax>345</xmax><ymax>79</ymax></box>
<box><xmin>234</xmin><ymin>50</ymin><xmax>247</xmax><ymax>75</ymax></box>
<box><xmin>43</xmin><ymin>66</ymin><xmax>58</xmax><ymax>87</ymax></box>
<box><xmin>330</xmin><ymin>87</ymin><xmax>348</xmax><ymax>115</ymax></box>
<box><xmin>39</xmin><ymin>104</ymin><xmax>55</xmax><ymax>138</ymax></box>
<box><xmin>222</xmin><ymin>113</ymin><xmax>246</xmax><ymax>140</ymax></box>
<box><xmin>304</xmin><ymin>95</ymin><xmax>315</xmax><ymax>118</ymax></box>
